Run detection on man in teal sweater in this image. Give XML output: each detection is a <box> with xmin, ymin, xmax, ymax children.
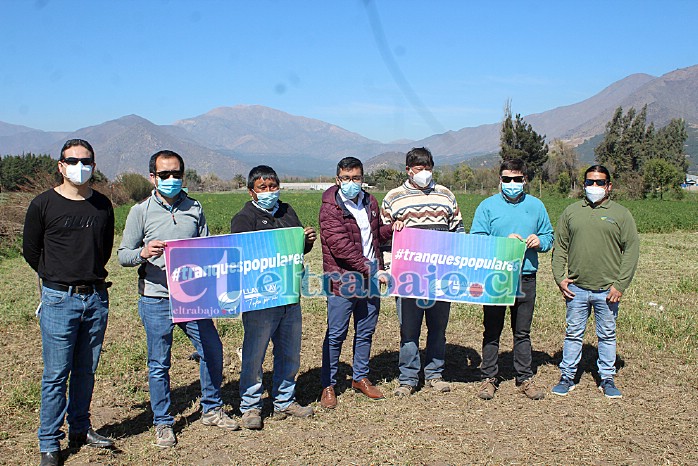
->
<box><xmin>470</xmin><ymin>158</ymin><xmax>554</xmax><ymax>400</ymax></box>
<box><xmin>551</xmin><ymin>165</ymin><xmax>639</xmax><ymax>398</ymax></box>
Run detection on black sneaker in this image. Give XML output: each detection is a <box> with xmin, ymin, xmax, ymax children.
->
<box><xmin>68</xmin><ymin>428</ymin><xmax>114</xmax><ymax>449</ymax></box>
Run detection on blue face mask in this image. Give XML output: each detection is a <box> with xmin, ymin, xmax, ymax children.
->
<box><xmin>340</xmin><ymin>181</ymin><xmax>362</xmax><ymax>199</ymax></box>
<box><xmin>157</xmin><ymin>178</ymin><xmax>183</xmax><ymax>198</ymax></box>
<box><xmin>255</xmin><ymin>190</ymin><xmax>280</xmax><ymax>210</ymax></box>
<box><xmin>501</xmin><ymin>181</ymin><xmax>524</xmax><ymax>199</ymax></box>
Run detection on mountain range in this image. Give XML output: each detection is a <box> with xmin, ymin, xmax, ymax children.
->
<box><xmin>2</xmin><ymin>64</ymin><xmax>698</xmax><ymax>179</ymax></box>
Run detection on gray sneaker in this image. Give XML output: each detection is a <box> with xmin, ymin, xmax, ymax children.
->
<box><xmin>153</xmin><ymin>424</ymin><xmax>176</xmax><ymax>448</ymax></box>
<box><xmin>274</xmin><ymin>402</ymin><xmax>314</xmax><ymax>420</ymax></box>
<box><xmin>241</xmin><ymin>409</ymin><xmax>263</xmax><ymax>430</ymax></box>
<box><xmin>201</xmin><ymin>407</ymin><xmax>240</xmax><ymax>430</ymax></box>
<box><xmin>426</xmin><ymin>377</ymin><xmax>451</xmax><ymax>393</ymax></box>
<box><xmin>478</xmin><ymin>378</ymin><xmax>497</xmax><ymax>400</ymax></box>
<box><xmin>394</xmin><ymin>384</ymin><xmax>416</xmax><ymax>397</ymax></box>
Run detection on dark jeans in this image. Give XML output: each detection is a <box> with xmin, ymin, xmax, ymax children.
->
<box><xmin>321</xmin><ymin>296</ymin><xmax>380</xmax><ymax>388</ymax></box>
<box><xmin>480</xmin><ymin>275</ymin><xmax>537</xmax><ymax>384</ymax></box>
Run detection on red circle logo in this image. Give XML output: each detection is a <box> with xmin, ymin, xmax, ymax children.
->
<box><xmin>469</xmin><ymin>283</ymin><xmax>484</xmax><ymax>297</ymax></box>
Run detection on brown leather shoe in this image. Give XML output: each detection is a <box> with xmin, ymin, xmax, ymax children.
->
<box><xmin>351</xmin><ymin>378</ymin><xmax>384</xmax><ymax>400</ymax></box>
<box><xmin>320</xmin><ymin>386</ymin><xmax>337</xmax><ymax>409</ymax></box>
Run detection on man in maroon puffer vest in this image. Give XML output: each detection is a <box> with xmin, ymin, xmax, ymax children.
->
<box><xmin>318</xmin><ymin>156</ymin><xmax>402</xmax><ymax>409</ymax></box>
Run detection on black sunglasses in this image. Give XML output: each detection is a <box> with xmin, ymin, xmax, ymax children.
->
<box><xmin>501</xmin><ymin>176</ymin><xmax>525</xmax><ymax>183</ymax></box>
<box><xmin>337</xmin><ymin>175</ymin><xmax>364</xmax><ymax>182</ymax></box>
<box><xmin>584</xmin><ymin>179</ymin><xmax>608</xmax><ymax>187</ymax></box>
<box><xmin>155</xmin><ymin>170</ymin><xmax>184</xmax><ymax>180</ymax></box>
<box><xmin>61</xmin><ymin>157</ymin><xmax>93</xmax><ymax>165</ymax></box>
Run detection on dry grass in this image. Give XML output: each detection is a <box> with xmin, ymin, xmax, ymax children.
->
<box><xmin>0</xmin><ymin>232</ymin><xmax>697</xmax><ymax>465</ymax></box>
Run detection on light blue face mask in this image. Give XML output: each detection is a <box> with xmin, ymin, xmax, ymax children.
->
<box><xmin>340</xmin><ymin>181</ymin><xmax>361</xmax><ymax>199</ymax></box>
<box><xmin>157</xmin><ymin>178</ymin><xmax>183</xmax><ymax>198</ymax></box>
<box><xmin>501</xmin><ymin>181</ymin><xmax>524</xmax><ymax>199</ymax></box>
<box><xmin>256</xmin><ymin>190</ymin><xmax>280</xmax><ymax>209</ymax></box>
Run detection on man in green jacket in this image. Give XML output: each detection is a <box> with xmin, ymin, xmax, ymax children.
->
<box><xmin>551</xmin><ymin>165</ymin><xmax>639</xmax><ymax>399</ymax></box>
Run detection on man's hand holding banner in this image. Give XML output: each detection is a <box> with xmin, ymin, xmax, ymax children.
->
<box><xmin>389</xmin><ymin>228</ymin><xmax>526</xmax><ymax>306</ymax></box>
<box><xmin>164</xmin><ymin>227</ymin><xmax>305</xmax><ymax>322</ymax></box>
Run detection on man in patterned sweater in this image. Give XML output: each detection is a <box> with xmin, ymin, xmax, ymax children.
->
<box><xmin>381</xmin><ymin>147</ymin><xmax>465</xmax><ymax>397</ymax></box>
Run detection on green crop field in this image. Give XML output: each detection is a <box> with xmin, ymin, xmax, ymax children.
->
<box><xmin>114</xmin><ymin>190</ymin><xmax>698</xmax><ymax>235</ymax></box>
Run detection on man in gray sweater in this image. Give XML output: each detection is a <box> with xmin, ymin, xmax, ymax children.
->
<box><xmin>118</xmin><ymin>150</ymin><xmax>238</xmax><ymax>448</ymax></box>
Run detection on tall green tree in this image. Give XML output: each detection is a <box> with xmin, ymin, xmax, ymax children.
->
<box><xmin>499</xmin><ymin>101</ymin><xmax>548</xmax><ymax>180</ymax></box>
<box><xmin>626</xmin><ymin>105</ymin><xmax>648</xmax><ymax>171</ymax></box>
<box><xmin>595</xmin><ymin>107</ymin><xmax>623</xmax><ymax>171</ymax></box>
<box><xmin>655</xmin><ymin>118</ymin><xmax>688</xmax><ymax>173</ymax></box>
<box><xmin>595</xmin><ymin>106</ymin><xmax>687</xmax><ymax>175</ymax></box>
<box><xmin>643</xmin><ymin>158</ymin><xmax>683</xmax><ymax>199</ymax></box>
<box><xmin>595</xmin><ymin>106</ymin><xmax>645</xmax><ymax>176</ymax></box>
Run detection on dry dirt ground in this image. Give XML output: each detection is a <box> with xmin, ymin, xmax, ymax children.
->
<box><xmin>1</xmin><ymin>232</ymin><xmax>697</xmax><ymax>465</ymax></box>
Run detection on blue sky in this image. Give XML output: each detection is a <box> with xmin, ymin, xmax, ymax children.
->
<box><xmin>2</xmin><ymin>0</ymin><xmax>697</xmax><ymax>143</ymax></box>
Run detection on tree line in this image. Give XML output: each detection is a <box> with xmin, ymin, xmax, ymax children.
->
<box><xmin>0</xmin><ymin>153</ymin><xmax>58</xmax><ymax>192</ymax></box>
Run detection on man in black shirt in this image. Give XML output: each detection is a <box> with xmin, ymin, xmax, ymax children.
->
<box><xmin>23</xmin><ymin>139</ymin><xmax>115</xmax><ymax>466</ymax></box>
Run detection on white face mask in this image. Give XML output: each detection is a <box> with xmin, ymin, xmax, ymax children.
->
<box><xmin>411</xmin><ymin>169</ymin><xmax>432</xmax><ymax>188</ymax></box>
<box><xmin>65</xmin><ymin>162</ymin><xmax>93</xmax><ymax>185</ymax></box>
<box><xmin>585</xmin><ymin>186</ymin><xmax>607</xmax><ymax>204</ymax></box>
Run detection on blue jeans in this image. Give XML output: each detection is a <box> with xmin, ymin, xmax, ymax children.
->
<box><xmin>138</xmin><ymin>296</ymin><xmax>224</xmax><ymax>425</ymax></box>
<box><xmin>321</xmin><ymin>296</ymin><xmax>380</xmax><ymax>388</ymax></box>
<box><xmin>396</xmin><ymin>297</ymin><xmax>450</xmax><ymax>387</ymax></box>
<box><xmin>559</xmin><ymin>284</ymin><xmax>620</xmax><ymax>380</ymax></box>
<box><xmin>38</xmin><ymin>286</ymin><xmax>109</xmax><ymax>453</ymax></box>
<box><xmin>240</xmin><ymin>303</ymin><xmax>302</xmax><ymax>412</ymax></box>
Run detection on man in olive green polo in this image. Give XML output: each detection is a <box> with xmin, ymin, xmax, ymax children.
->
<box><xmin>551</xmin><ymin>165</ymin><xmax>639</xmax><ymax>399</ymax></box>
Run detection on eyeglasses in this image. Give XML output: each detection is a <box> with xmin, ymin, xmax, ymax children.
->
<box><xmin>501</xmin><ymin>176</ymin><xmax>525</xmax><ymax>183</ymax></box>
<box><xmin>61</xmin><ymin>157</ymin><xmax>93</xmax><ymax>165</ymax></box>
<box><xmin>584</xmin><ymin>179</ymin><xmax>608</xmax><ymax>187</ymax></box>
<box><xmin>155</xmin><ymin>170</ymin><xmax>184</xmax><ymax>180</ymax></box>
<box><xmin>338</xmin><ymin>176</ymin><xmax>363</xmax><ymax>183</ymax></box>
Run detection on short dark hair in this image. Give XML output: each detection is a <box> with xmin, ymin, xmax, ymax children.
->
<box><xmin>336</xmin><ymin>157</ymin><xmax>364</xmax><ymax>176</ymax></box>
<box><xmin>500</xmin><ymin>158</ymin><xmax>526</xmax><ymax>175</ymax></box>
<box><xmin>585</xmin><ymin>164</ymin><xmax>612</xmax><ymax>182</ymax></box>
<box><xmin>149</xmin><ymin>150</ymin><xmax>184</xmax><ymax>174</ymax></box>
<box><xmin>247</xmin><ymin>165</ymin><xmax>280</xmax><ymax>190</ymax></box>
<box><xmin>406</xmin><ymin>147</ymin><xmax>434</xmax><ymax>168</ymax></box>
<box><xmin>60</xmin><ymin>139</ymin><xmax>94</xmax><ymax>160</ymax></box>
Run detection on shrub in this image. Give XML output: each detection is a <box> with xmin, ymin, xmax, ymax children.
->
<box><xmin>116</xmin><ymin>172</ymin><xmax>152</xmax><ymax>202</ymax></box>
